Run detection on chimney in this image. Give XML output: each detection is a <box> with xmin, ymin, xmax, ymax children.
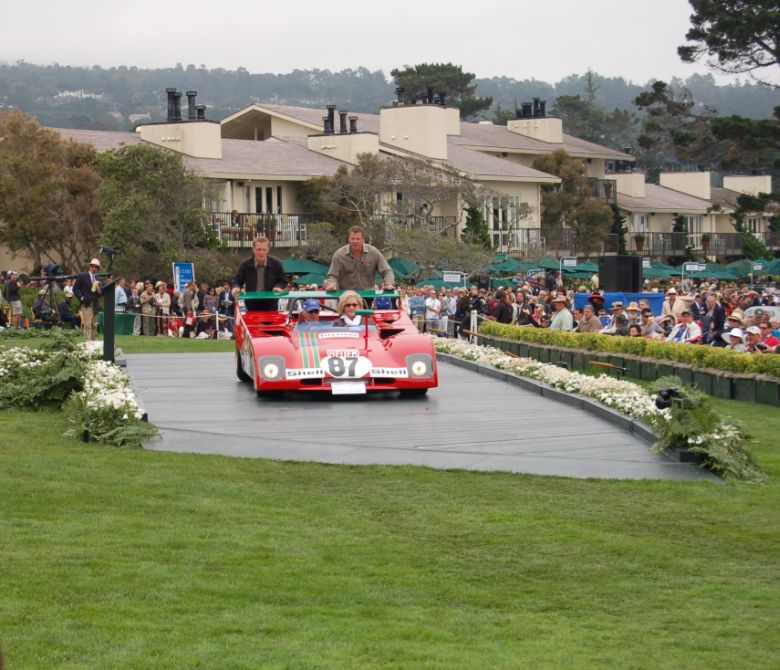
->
<box><xmin>327</xmin><ymin>105</ymin><xmax>336</xmax><ymax>135</ymax></box>
<box><xmin>532</xmin><ymin>97</ymin><xmax>540</xmax><ymax>118</ymax></box>
<box><xmin>396</xmin><ymin>86</ymin><xmax>405</xmax><ymax>104</ymax></box>
<box><xmin>195</xmin><ymin>104</ymin><xmax>206</xmax><ymax>121</ymax></box>
<box><xmin>521</xmin><ymin>102</ymin><xmax>532</xmax><ymax>118</ymax></box>
<box><xmin>186</xmin><ymin>91</ymin><xmax>197</xmax><ymax>121</ymax></box>
<box><xmin>439</xmin><ymin>92</ymin><xmax>446</xmax><ymax>107</ymax></box>
<box><xmin>339</xmin><ymin>110</ymin><xmax>348</xmax><ymax>134</ymax></box>
<box><xmin>539</xmin><ymin>100</ymin><xmax>546</xmax><ymax>117</ymax></box>
<box><xmin>173</xmin><ymin>91</ymin><xmax>182</xmax><ymax>121</ymax></box>
<box><xmin>349</xmin><ymin>115</ymin><xmax>358</xmax><ymax>134</ymax></box>
<box><xmin>166</xmin><ymin>88</ymin><xmax>177</xmax><ymax>122</ymax></box>
<box><xmin>427</xmin><ymin>85</ymin><xmax>434</xmax><ymax>104</ymax></box>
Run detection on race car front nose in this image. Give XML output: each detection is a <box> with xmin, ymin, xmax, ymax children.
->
<box><xmin>259</xmin><ymin>355</ymin><xmax>286</xmax><ymax>381</ymax></box>
<box><xmin>406</xmin><ymin>353</ymin><xmax>434</xmax><ymax>379</ymax></box>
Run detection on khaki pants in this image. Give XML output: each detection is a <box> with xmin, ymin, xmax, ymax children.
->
<box><xmin>80</xmin><ymin>303</ymin><xmax>98</xmax><ymax>341</ymax></box>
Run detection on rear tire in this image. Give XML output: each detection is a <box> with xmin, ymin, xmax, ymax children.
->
<box><xmin>400</xmin><ymin>388</ymin><xmax>428</xmax><ymax>397</ymax></box>
<box><xmin>236</xmin><ymin>350</ymin><xmax>251</xmax><ymax>383</ymax></box>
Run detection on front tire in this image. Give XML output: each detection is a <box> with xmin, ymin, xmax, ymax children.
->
<box><xmin>400</xmin><ymin>388</ymin><xmax>428</xmax><ymax>397</ymax></box>
<box><xmin>236</xmin><ymin>350</ymin><xmax>251</xmax><ymax>383</ymax></box>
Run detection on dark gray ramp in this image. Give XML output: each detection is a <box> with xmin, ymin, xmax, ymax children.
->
<box><xmin>126</xmin><ymin>353</ymin><xmax>717</xmax><ymax>481</ymax></box>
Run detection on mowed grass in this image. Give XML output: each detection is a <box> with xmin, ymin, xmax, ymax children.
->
<box><xmin>1</xmin><ymin>338</ymin><xmax>779</xmax><ymax>668</ymax></box>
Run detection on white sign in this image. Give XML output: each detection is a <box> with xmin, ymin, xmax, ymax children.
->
<box><xmin>562</xmin><ymin>258</ymin><xmax>578</xmax><ymax>267</ymax></box>
<box><xmin>642</xmin><ymin>258</ymin><xmax>651</xmax><ymax>269</ymax></box>
<box><xmin>442</xmin><ymin>271</ymin><xmax>463</xmax><ymax>284</ymax></box>
<box><xmin>318</xmin><ymin>331</ymin><xmax>360</xmax><ymax>339</ymax></box>
<box><xmin>752</xmin><ymin>263</ymin><xmax>763</xmax><ymax>272</ymax></box>
<box><xmin>684</xmin><ymin>263</ymin><xmax>703</xmax><ymax>272</ymax></box>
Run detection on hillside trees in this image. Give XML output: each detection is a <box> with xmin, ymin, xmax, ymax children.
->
<box><xmin>0</xmin><ymin>110</ymin><xmax>102</xmax><ymax>271</ymax></box>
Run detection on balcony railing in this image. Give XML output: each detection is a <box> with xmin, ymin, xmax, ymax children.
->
<box><xmin>509</xmin><ymin>228</ymin><xmax>617</xmax><ymax>258</ymax></box>
<box><xmin>626</xmin><ymin>232</ymin><xmax>744</xmax><ymax>256</ymax></box>
<box><xmin>208</xmin><ymin>212</ymin><xmax>323</xmax><ymax>248</ymax></box>
<box><xmin>586</xmin><ymin>178</ymin><xmax>617</xmax><ymax>204</ymax></box>
<box><xmin>208</xmin><ymin>212</ymin><xmax>459</xmax><ymax>249</ymax></box>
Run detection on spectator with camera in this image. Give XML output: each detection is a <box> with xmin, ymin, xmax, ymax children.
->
<box><xmin>73</xmin><ymin>258</ymin><xmax>103</xmax><ymax>341</ymax></box>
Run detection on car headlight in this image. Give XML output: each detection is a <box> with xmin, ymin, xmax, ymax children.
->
<box><xmin>406</xmin><ymin>353</ymin><xmax>433</xmax><ymax>378</ymax></box>
<box><xmin>259</xmin><ymin>355</ymin><xmax>285</xmax><ymax>380</ymax></box>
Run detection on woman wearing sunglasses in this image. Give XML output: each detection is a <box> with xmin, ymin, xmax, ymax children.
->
<box><xmin>333</xmin><ymin>291</ymin><xmax>364</xmax><ymax>326</ymax></box>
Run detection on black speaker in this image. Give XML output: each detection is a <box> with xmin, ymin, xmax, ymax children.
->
<box><xmin>599</xmin><ymin>255</ymin><xmax>642</xmax><ymax>293</ymax></box>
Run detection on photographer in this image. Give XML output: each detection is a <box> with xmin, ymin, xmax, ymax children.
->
<box><xmin>139</xmin><ymin>281</ymin><xmax>157</xmax><ymax>336</ymax></box>
<box><xmin>73</xmin><ymin>258</ymin><xmax>103</xmax><ymax>341</ymax></box>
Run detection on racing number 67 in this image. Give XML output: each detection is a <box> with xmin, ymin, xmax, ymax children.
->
<box><xmin>327</xmin><ymin>356</ymin><xmax>358</xmax><ymax>377</ymax></box>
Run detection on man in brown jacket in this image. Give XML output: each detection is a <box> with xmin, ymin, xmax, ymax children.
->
<box><xmin>576</xmin><ymin>303</ymin><xmax>602</xmax><ymax>333</ymax></box>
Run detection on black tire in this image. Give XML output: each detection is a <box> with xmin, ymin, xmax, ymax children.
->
<box><xmin>236</xmin><ymin>350</ymin><xmax>251</xmax><ymax>383</ymax></box>
<box><xmin>256</xmin><ymin>389</ymin><xmax>284</xmax><ymax>399</ymax></box>
<box><xmin>400</xmin><ymin>388</ymin><xmax>428</xmax><ymax>397</ymax></box>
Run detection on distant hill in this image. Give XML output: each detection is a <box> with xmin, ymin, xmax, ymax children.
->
<box><xmin>0</xmin><ymin>61</ymin><xmax>775</xmax><ymax>133</ymax></box>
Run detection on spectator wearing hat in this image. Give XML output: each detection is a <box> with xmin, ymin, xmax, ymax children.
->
<box><xmin>32</xmin><ymin>288</ymin><xmax>53</xmax><ymax>325</ymax></box>
<box><xmin>4</xmin><ymin>270</ymin><xmax>23</xmax><ymax>328</ymax></box>
<box><xmin>600</xmin><ymin>301</ymin><xmax>625</xmax><ymax>334</ymax></box>
<box><xmin>73</xmin><ymin>258</ymin><xmax>103</xmax><ymax>341</ymax></box>
<box><xmin>576</xmin><ymin>303</ymin><xmax>602</xmax><ymax>333</ymax></box>
<box><xmin>57</xmin><ymin>288</ymin><xmax>81</xmax><ymax>328</ymax></box>
<box><xmin>661</xmin><ymin>288</ymin><xmax>680</xmax><ymax>319</ymax></box>
<box><xmin>625</xmin><ymin>301</ymin><xmax>641</xmax><ymax>327</ymax></box>
<box><xmin>666</xmin><ymin>308</ymin><xmax>702</xmax><ymax>343</ymax></box>
<box><xmin>744</xmin><ymin>326</ymin><xmax>769</xmax><ymax>353</ymax></box>
<box><xmin>723</xmin><ymin>328</ymin><xmax>746</xmax><ymax>352</ymax></box>
<box><xmin>549</xmin><ymin>294</ymin><xmax>573</xmax><ymax>331</ymax></box>
<box><xmin>640</xmin><ymin>309</ymin><xmax>665</xmax><ymax>339</ymax></box>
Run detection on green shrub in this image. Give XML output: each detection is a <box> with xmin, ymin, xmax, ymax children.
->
<box><xmin>479</xmin><ymin>322</ymin><xmax>778</xmax><ymax>380</ymax></box>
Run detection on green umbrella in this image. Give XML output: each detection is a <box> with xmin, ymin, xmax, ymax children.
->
<box><xmin>534</xmin><ymin>256</ymin><xmax>563</xmax><ymax>271</ymax></box>
<box><xmin>488</xmin><ymin>258</ymin><xmax>526</xmax><ymax>273</ymax></box>
<box><xmin>571</xmin><ymin>260</ymin><xmax>598</xmax><ymax>273</ymax></box>
<box><xmin>764</xmin><ymin>259</ymin><xmax>780</xmax><ymax>275</ymax></box>
<box><xmin>388</xmin><ymin>256</ymin><xmax>419</xmax><ymax>278</ymax></box>
<box><xmin>283</xmin><ymin>257</ymin><xmax>328</xmax><ymax>274</ymax></box>
<box><xmin>293</xmin><ymin>272</ymin><xmax>327</xmax><ymax>286</ymax></box>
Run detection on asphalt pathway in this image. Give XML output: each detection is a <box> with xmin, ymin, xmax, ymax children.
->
<box><xmin>126</xmin><ymin>353</ymin><xmax>717</xmax><ymax>481</ymax></box>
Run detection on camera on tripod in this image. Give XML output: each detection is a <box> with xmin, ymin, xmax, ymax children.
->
<box><xmin>100</xmin><ymin>245</ymin><xmax>121</xmax><ymax>256</ymax></box>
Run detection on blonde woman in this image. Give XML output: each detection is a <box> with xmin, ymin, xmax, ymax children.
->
<box><xmin>333</xmin><ymin>291</ymin><xmax>363</xmax><ymax>326</ymax></box>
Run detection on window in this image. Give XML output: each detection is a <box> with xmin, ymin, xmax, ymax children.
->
<box><xmin>683</xmin><ymin>215</ymin><xmax>701</xmax><ymax>234</ymax></box>
<box><xmin>632</xmin><ymin>214</ymin><xmax>648</xmax><ymax>234</ymax></box>
<box><xmin>747</xmin><ymin>217</ymin><xmax>761</xmax><ymax>234</ymax></box>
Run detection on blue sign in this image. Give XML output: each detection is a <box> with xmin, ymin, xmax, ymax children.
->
<box><xmin>172</xmin><ymin>262</ymin><xmax>195</xmax><ymax>293</ymax></box>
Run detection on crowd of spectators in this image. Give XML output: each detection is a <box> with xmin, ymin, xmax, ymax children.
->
<box><xmin>398</xmin><ymin>270</ymin><xmax>780</xmax><ymax>354</ymax></box>
<box><xmin>2</xmin><ymin>267</ymin><xmax>779</xmax><ymax>353</ymax></box>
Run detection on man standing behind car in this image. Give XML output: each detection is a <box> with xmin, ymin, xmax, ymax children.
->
<box><xmin>73</xmin><ymin>258</ymin><xmax>103</xmax><ymax>340</ymax></box>
<box><xmin>324</xmin><ymin>226</ymin><xmax>394</xmax><ymax>291</ymax></box>
<box><xmin>232</xmin><ymin>236</ymin><xmax>288</xmax><ymax>310</ymax></box>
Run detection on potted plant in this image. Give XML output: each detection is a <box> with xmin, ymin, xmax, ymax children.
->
<box><xmin>634</xmin><ymin>233</ymin><xmax>645</xmax><ymax>252</ymax></box>
<box><xmin>701</xmin><ymin>233</ymin><xmax>711</xmax><ymax>251</ymax></box>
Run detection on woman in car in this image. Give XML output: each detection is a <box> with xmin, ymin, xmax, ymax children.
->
<box><xmin>333</xmin><ymin>291</ymin><xmax>364</xmax><ymax>326</ymax></box>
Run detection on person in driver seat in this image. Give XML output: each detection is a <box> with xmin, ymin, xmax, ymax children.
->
<box><xmin>298</xmin><ymin>298</ymin><xmax>321</xmax><ymax>323</ymax></box>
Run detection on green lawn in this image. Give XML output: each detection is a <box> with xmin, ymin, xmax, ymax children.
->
<box><xmin>1</xmin><ymin>341</ymin><xmax>779</xmax><ymax>668</ymax></box>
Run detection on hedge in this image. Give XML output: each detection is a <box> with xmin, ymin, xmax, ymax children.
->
<box><xmin>479</xmin><ymin>322</ymin><xmax>780</xmax><ymax>379</ymax></box>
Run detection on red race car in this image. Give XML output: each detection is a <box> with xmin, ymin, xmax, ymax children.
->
<box><xmin>234</xmin><ymin>290</ymin><xmax>438</xmax><ymax>397</ymax></box>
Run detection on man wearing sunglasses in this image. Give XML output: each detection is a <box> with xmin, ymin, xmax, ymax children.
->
<box><xmin>324</xmin><ymin>226</ymin><xmax>394</xmax><ymax>292</ymax></box>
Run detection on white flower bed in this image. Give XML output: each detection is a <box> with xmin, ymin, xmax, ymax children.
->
<box><xmin>435</xmin><ymin>338</ymin><xmax>666</xmax><ymax>423</ymax></box>
<box><xmin>0</xmin><ymin>342</ymin><xmax>152</xmax><ymax>446</ymax></box>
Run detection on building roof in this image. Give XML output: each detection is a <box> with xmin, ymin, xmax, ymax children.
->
<box><xmin>185</xmin><ymin>138</ymin><xmax>345</xmax><ymax>180</ymax></box>
<box><xmin>445</xmin><ymin>142</ymin><xmax>559</xmax><ymax>182</ymax></box>
<box><xmin>51</xmin><ymin>128</ymin><xmax>346</xmax><ymax>180</ymax></box>
<box><xmin>54</xmin><ymin>127</ymin><xmax>141</xmax><ymax>151</ymax></box>
<box><xmin>617</xmin><ymin>183</ymin><xmax>712</xmax><ymax>214</ymax></box>
<box><xmin>228</xmin><ymin>103</ymin><xmax>631</xmax><ymax>160</ymax></box>
<box><xmin>710</xmin><ymin>187</ymin><xmax>742</xmax><ymax>210</ymax></box>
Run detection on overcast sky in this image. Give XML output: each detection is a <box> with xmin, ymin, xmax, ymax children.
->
<box><xmin>0</xmin><ymin>0</ymin><xmax>758</xmax><ymax>85</ymax></box>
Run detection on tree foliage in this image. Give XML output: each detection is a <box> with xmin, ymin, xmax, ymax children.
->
<box><xmin>634</xmin><ymin>80</ymin><xmax>779</xmax><ymax>173</ymax></box>
<box><xmin>532</xmin><ymin>150</ymin><xmax>612</xmax><ymax>256</ymax></box>
<box><xmin>0</xmin><ymin>110</ymin><xmax>102</xmax><ymax>272</ymax></box>
<box><xmin>390</xmin><ymin>63</ymin><xmax>493</xmax><ymax>119</ymax></box>
<box><xmin>388</xmin><ymin>227</ymin><xmax>493</xmax><ymax>275</ymax></box>
<box><xmin>97</xmin><ymin>144</ymin><xmax>217</xmax><ymax>280</ymax></box>
<box><xmin>462</xmin><ymin>206</ymin><xmax>491</xmax><ymax>249</ymax></box>
<box><xmin>678</xmin><ymin>0</ymin><xmax>780</xmax><ymax>86</ymax></box>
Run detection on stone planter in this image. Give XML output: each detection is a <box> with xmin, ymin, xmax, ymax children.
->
<box><xmin>710</xmin><ymin>373</ymin><xmax>733</xmax><ymax>399</ymax></box>
<box><xmin>693</xmin><ymin>370</ymin><xmax>714</xmax><ymax>396</ymax></box>
<box><xmin>640</xmin><ymin>360</ymin><xmax>658</xmax><ymax>381</ymax></box>
<box><xmin>733</xmin><ymin>376</ymin><xmax>757</xmax><ymax>403</ymax></box>
<box><xmin>756</xmin><ymin>378</ymin><xmax>780</xmax><ymax>407</ymax></box>
<box><xmin>673</xmin><ymin>364</ymin><xmax>694</xmax><ymax>384</ymax></box>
